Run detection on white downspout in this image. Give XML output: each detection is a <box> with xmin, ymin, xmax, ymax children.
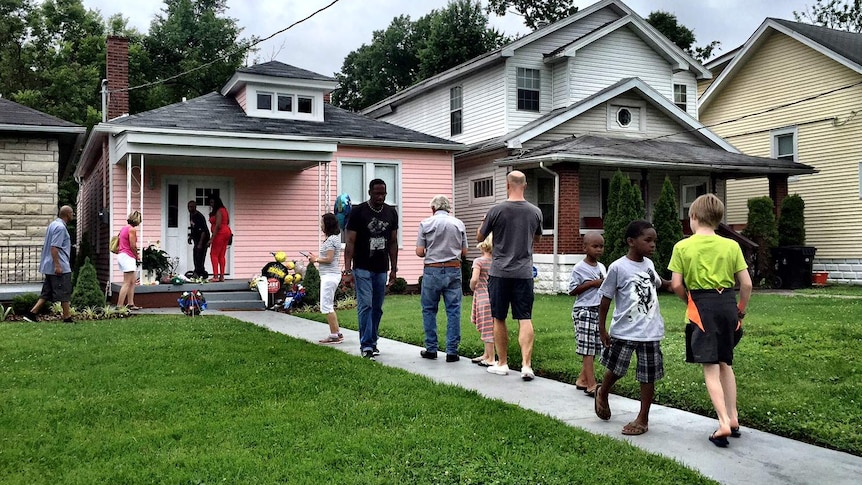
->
<box><xmin>139</xmin><ymin>154</ymin><xmax>145</xmax><ymax>246</ymax></box>
<box><xmin>538</xmin><ymin>162</ymin><xmax>560</xmax><ymax>292</ymax></box>
<box><xmin>101</xmin><ymin>80</ymin><xmax>108</xmax><ymax>122</ymax></box>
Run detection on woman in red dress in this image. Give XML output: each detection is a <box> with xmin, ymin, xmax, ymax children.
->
<box><xmin>207</xmin><ymin>195</ymin><xmax>232</xmax><ymax>282</ymax></box>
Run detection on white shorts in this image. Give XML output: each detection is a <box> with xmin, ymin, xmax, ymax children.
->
<box><xmin>117</xmin><ymin>252</ymin><xmax>138</xmax><ymax>273</ymax></box>
<box><xmin>320</xmin><ymin>273</ymin><xmax>340</xmax><ymax>313</ymax></box>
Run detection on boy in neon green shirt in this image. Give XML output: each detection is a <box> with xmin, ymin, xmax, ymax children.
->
<box><xmin>669</xmin><ymin>194</ymin><xmax>752</xmax><ymax>448</ymax></box>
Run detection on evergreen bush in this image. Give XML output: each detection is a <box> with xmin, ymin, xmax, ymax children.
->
<box><xmin>71</xmin><ymin>257</ymin><xmax>106</xmax><ymax>309</ymax></box>
<box><xmin>12</xmin><ymin>293</ymin><xmax>39</xmax><ymax>316</ymax></box>
<box><xmin>651</xmin><ymin>177</ymin><xmax>684</xmax><ymax>279</ymax></box>
<box><xmin>303</xmin><ymin>261</ymin><xmax>321</xmax><ymax>306</ymax></box>
<box><xmin>390</xmin><ymin>277</ymin><xmax>408</xmax><ymax>294</ymax></box>
<box><xmin>72</xmin><ymin>231</ymin><xmax>95</xmax><ymax>286</ymax></box>
<box><xmin>742</xmin><ymin>197</ymin><xmax>779</xmax><ymax>283</ymax></box>
<box><xmin>778</xmin><ymin>194</ymin><xmax>806</xmax><ymax>246</ymax></box>
<box><xmin>603</xmin><ymin>171</ymin><xmax>646</xmax><ymax>264</ymax></box>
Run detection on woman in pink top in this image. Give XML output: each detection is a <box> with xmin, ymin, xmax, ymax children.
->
<box><xmin>117</xmin><ymin>211</ymin><xmax>142</xmax><ymax>309</ymax></box>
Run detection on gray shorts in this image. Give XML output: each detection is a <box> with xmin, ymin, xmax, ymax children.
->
<box><xmin>39</xmin><ymin>273</ymin><xmax>72</xmax><ymax>302</ymax></box>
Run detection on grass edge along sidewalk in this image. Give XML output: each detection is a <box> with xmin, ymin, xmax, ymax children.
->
<box><xmin>0</xmin><ymin>316</ymin><xmax>714</xmax><ymax>484</ymax></box>
<box><xmin>298</xmin><ymin>292</ymin><xmax>862</xmax><ymax>457</ymax></box>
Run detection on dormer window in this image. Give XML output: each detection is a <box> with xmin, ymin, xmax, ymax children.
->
<box><xmin>298</xmin><ymin>96</ymin><xmax>313</xmax><ymax>114</ymax></box>
<box><xmin>257</xmin><ymin>92</ymin><xmax>273</xmax><ymax>110</ymax></box>
<box><xmin>277</xmin><ymin>94</ymin><xmax>292</xmax><ymax>112</ymax></box>
<box><xmin>251</xmin><ymin>89</ymin><xmax>319</xmax><ymax>119</ymax></box>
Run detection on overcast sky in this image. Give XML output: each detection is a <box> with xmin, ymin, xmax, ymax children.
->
<box><xmin>83</xmin><ymin>0</ymin><xmax>813</xmax><ymax>77</ymax></box>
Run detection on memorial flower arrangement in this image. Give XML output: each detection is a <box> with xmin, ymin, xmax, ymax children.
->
<box><xmin>178</xmin><ymin>289</ymin><xmax>207</xmax><ymax>316</ymax></box>
<box><xmin>142</xmin><ymin>241</ymin><xmax>172</xmax><ymax>279</ymax></box>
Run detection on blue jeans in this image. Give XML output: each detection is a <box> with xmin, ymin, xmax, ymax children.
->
<box><xmin>421</xmin><ymin>266</ymin><xmax>462</xmax><ymax>354</ymax></box>
<box><xmin>354</xmin><ymin>268</ymin><xmax>387</xmax><ymax>352</ymax></box>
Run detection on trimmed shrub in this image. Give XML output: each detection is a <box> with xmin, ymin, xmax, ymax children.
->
<box><xmin>303</xmin><ymin>261</ymin><xmax>321</xmax><ymax>306</ymax></box>
<box><xmin>71</xmin><ymin>257</ymin><xmax>106</xmax><ymax>309</ymax></box>
<box><xmin>390</xmin><ymin>277</ymin><xmax>408</xmax><ymax>294</ymax></box>
<box><xmin>651</xmin><ymin>177</ymin><xmax>684</xmax><ymax>279</ymax></box>
<box><xmin>742</xmin><ymin>197</ymin><xmax>779</xmax><ymax>283</ymax></box>
<box><xmin>12</xmin><ymin>293</ymin><xmax>39</xmax><ymax>316</ymax></box>
<box><xmin>778</xmin><ymin>194</ymin><xmax>806</xmax><ymax>246</ymax></box>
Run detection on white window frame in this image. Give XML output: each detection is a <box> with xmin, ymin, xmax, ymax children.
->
<box><xmin>337</xmin><ymin>158</ymin><xmax>403</xmax><ymax>247</ymax></box>
<box><xmin>450</xmin><ymin>86</ymin><xmax>463</xmax><ymax>136</ymax></box>
<box><xmin>516</xmin><ymin>67</ymin><xmax>541</xmax><ymax>112</ymax></box>
<box><xmin>469</xmin><ymin>176</ymin><xmax>494</xmax><ymax>205</ymax></box>
<box><xmin>771</xmin><ymin>126</ymin><xmax>798</xmax><ymax>162</ymax></box>
<box><xmin>523</xmin><ymin>169</ymin><xmax>555</xmax><ymax>234</ymax></box>
<box><xmin>248</xmin><ymin>85</ymin><xmax>322</xmax><ymax>121</ymax></box>
<box><xmin>680</xmin><ymin>176</ymin><xmax>710</xmax><ymax>219</ymax></box>
<box><xmin>673</xmin><ymin>83</ymin><xmax>687</xmax><ymax>111</ymax></box>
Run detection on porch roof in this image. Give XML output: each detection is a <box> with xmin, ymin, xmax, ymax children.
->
<box><xmin>496</xmin><ymin>134</ymin><xmax>816</xmax><ymax>177</ymax></box>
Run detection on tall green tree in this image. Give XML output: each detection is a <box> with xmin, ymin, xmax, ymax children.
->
<box><xmin>651</xmin><ymin>177</ymin><xmax>684</xmax><ymax>279</ymax></box>
<box><xmin>0</xmin><ymin>0</ymin><xmax>34</xmax><ymax>98</ymax></box>
<box><xmin>485</xmin><ymin>0</ymin><xmax>578</xmax><ymax>30</ymax></box>
<box><xmin>17</xmin><ymin>0</ymin><xmax>105</xmax><ymax>126</ymax></box>
<box><xmin>778</xmin><ymin>194</ymin><xmax>806</xmax><ymax>246</ymax></box>
<box><xmin>333</xmin><ymin>0</ymin><xmax>508</xmax><ymax>112</ymax></box>
<box><xmin>795</xmin><ymin>0</ymin><xmax>862</xmax><ymax>32</ymax></box>
<box><xmin>142</xmin><ymin>0</ymin><xmax>251</xmax><ymax>110</ymax></box>
<box><xmin>646</xmin><ymin>11</ymin><xmax>721</xmax><ymax>61</ymax></box>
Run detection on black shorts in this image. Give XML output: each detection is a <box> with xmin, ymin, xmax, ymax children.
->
<box><xmin>39</xmin><ymin>273</ymin><xmax>72</xmax><ymax>302</ymax></box>
<box><xmin>685</xmin><ymin>289</ymin><xmax>741</xmax><ymax>365</ymax></box>
<box><xmin>488</xmin><ymin>276</ymin><xmax>534</xmax><ymax>320</ymax></box>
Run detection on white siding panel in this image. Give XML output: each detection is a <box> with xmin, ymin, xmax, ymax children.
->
<box><xmin>571</xmin><ymin>27</ymin><xmax>674</xmax><ymax>104</ymax></box>
<box><xmin>381</xmin><ymin>87</ymin><xmax>450</xmax><ymax>139</ymax></box>
<box><xmin>506</xmin><ymin>6</ymin><xmax>623</xmax><ymax>131</ymax></box>
<box><xmin>552</xmin><ymin>60</ymin><xmax>569</xmax><ymax>109</ymax></box>
<box><xmin>524</xmin><ymin>94</ymin><xmax>702</xmax><ymax>149</ymax></box>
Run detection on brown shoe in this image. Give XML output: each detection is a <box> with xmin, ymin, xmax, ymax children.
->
<box><xmin>318</xmin><ymin>335</ymin><xmax>343</xmax><ymax>344</ymax></box>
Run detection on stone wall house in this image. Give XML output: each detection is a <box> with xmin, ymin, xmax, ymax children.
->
<box><xmin>0</xmin><ymin>98</ymin><xmax>85</xmax><ymax>283</ymax></box>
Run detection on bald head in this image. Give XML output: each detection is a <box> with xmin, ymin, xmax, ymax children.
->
<box><xmin>507</xmin><ymin>170</ymin><xmax>526</xmax><ymax>186</ymax></box>
<box><xmin>583</xmin><ymin>231</ymin><xmax>604</xmax><ymax>246</ymax></box>
<box><xmin>58</xmin><ymin>205</ymin><xmax>74</xmax><ymax>222</ymax></box>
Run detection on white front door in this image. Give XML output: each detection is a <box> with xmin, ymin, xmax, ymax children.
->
<box><xmin>162</xmin><ymin>177</ymin><xmax>232</xmax><ymax>278</ymax></box>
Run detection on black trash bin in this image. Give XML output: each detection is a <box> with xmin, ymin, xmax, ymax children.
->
<box><xmin>772</xmin><ymin>246</ymin><xmax>816</xmax><ymax>289</ymax></box>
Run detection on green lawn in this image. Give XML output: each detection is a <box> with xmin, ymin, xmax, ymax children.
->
<box><xmin>298</xmin><ymin>291</ymin><xmax>862</xmax><ymax>456</ymax></box>
<box><xmin>0</xmin><ymin>317</ymin><xmax>714</xmax><ymax>484</ymax></box>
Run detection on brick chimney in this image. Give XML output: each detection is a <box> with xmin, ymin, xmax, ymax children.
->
<box><xmin>106</xmin><ymin>36</ymin><xmax>129</xmax><ymax>120</ymax></box>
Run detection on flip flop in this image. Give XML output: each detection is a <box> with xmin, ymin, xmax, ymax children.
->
<box><xmin>730</xmin><ymin>427</ymin><xmax>742</xmax><ymax>438</ymax></box>
<box><xmin>594</xmin><ymin>391</ymin><xmax>611</xmax><ymax>420</ymax></box>
<box><xmin>576</xmin><ymin>384</ymin><xmax>587</xmax><ymax>390</ymax></box>
<box><xmin>621</xmin><ymin>421</ymin><xmax>648</xmax><ymax>435</ymax></box>
<box><xmin>709</xmin><ymin>431</ymin><xmax>730</xmax><ymax>448</ymax></box>
<box><xmin>470</xmin><ymin>356</ymin><xmax>485</xmax><ymax>364</ymax></box>
<box><xmin>584</xmin><ymin>384</ymin><xmax>599</xmax><ymax>397</ymax></box>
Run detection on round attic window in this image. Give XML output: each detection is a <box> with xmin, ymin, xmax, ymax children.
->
<box><xmin>616</xmin><ymin>107</ymin><xmax>632</xmax><ymax>127</ymax></box>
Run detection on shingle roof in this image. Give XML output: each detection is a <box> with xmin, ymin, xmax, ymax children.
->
<box><xmin>108</xmin><ymin>92</ymin><xmax>458</xmax><ymax>147</ymax></box>
<box><xmin>0</xmin><ymin>97</ymin><xmax>82</xmax><ymax>128</ymax></box>
<box><xmin>770</xmin><ymin>18</ymin><xmax>862</xmax><ymax>66</ymax></box>
<box><xmin>236</xmin><ymin>61</ymin><xmax>336</xmax><ymax>82</ymax></box>
<box><xmin>501</xmin><ymin>134</ymin><xmax>815</xmax><ymax>175</ymax></box>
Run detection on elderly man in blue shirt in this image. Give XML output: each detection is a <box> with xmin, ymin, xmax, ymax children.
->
<box><xmin>416</xmin><ymin>195</ymin><xmax>469</xmax><ymax>362</ymax></box>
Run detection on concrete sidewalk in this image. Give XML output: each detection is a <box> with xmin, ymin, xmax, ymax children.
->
<box><xmin>164</xmin><ymin>309</ymin><xmax>862</xmax><ymax>485</ymax></box>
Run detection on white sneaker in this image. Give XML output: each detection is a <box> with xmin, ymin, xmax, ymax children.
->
<box><xmin>521</xmin><ymin>366</ymin><xmax>535</xmax><ymax>381</ymax></box>
<box><xmin>487</xmin><ymin>363</ymin><xmax>509</xmax><ymax>375</ymax></box>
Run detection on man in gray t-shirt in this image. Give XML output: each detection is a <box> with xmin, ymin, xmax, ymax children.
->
<box><xmin>477</xmin><ymin>170</ymin><xmax>542</xmax><ymax>381</ymax></box>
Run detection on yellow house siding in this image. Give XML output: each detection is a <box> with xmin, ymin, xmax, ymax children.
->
<box><xmin>700</xmin><ymin>31</ymin><xmax>862</xmax><ymax>260</ymax></box>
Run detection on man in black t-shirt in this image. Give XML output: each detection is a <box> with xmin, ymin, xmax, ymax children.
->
<box><xmin>188</xmin><ymin>201</ymin><xmax>210</xmax><ymax>278</ymax></box>
<box><xmin>343</xmin><ymin>179</ymin><xmax>399</xmax><ymax>360</ymax></box>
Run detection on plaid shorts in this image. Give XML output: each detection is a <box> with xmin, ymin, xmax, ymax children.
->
<box><xmin>600</xmin><ymin>338</ymin><xmax>664</xmax><ymax>383</ymax></box>
<box><xmin>572</xmin><ymin>306</ymin><xmax>601</xmax><ymax>356</ymax></box>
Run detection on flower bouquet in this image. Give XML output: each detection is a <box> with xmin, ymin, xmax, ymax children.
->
<box><xmin>178</xmin><ymin>289</ymin><xmax>207</xmax><ymax>316</ymax></box>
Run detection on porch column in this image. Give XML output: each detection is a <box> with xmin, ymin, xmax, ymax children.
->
<box><xmin>768</xmin><ymin>174</ymin><xmax>789</xmax><ymax>218</ymax></box>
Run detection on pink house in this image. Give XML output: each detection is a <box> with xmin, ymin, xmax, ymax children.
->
<box><xmin>74</xmin><ymin>37</ymin><xmax>460</xmax><ymax>297</ymax></box>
